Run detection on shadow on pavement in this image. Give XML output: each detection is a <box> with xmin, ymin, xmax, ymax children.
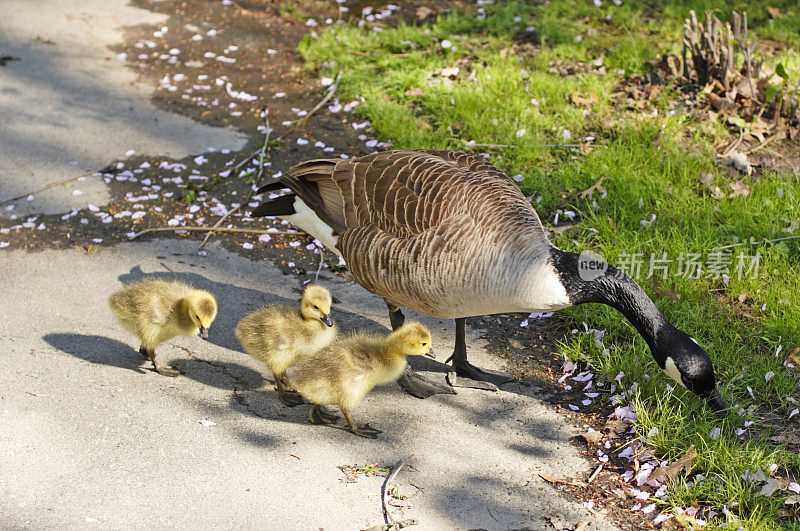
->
<box><xmin>43</xmin><ymin>333</ymin><xmax>147</xmax><ymax>374</ymax></box>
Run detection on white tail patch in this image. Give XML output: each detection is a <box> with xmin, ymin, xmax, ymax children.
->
<box><xmin>283</xmin><ymin>197</ymin><xmax>341</xmax><ymax>256</ymax></box>
<box><xmin>664</xmin><ymin>357</ymin><xmax>685</xmax><ymax>387</ymax></box>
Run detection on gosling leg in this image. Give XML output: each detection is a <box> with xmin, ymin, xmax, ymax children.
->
<box><xmin>342</xmin><ymin>409</ymin><xmax>381</xmax><ymax>438</ymax></box>
<box><xmin>274</xmin><ymin>372</ymin><xmax>303</xmax><ymax>407</ymax></box>
<box><xmin>144</xmin><ymin>347</ymin><xmax>180</xmax><ymax>377</ymax></box>
<box><xmin>446</xmin><ymin>318</ymin><xmax>514</xmax><ymax>390</ymax></box>
<box><xmin>309</xmin><ymin>404</ymin><xmax>339</xmax><ymax>425</ymax></box>
<box><xmin>388</xmin><ymin>301</ymin><xmax>456</xmax><ymax>399</ymax></box>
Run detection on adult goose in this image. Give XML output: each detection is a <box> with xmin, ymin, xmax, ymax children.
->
<box><xmin>252</xmin><ymin>150</ymin><xmax>728</xmax><ymax>412</ymax></box>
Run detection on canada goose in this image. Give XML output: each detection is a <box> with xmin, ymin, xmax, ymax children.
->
<box><xmin>252</xmin><ymin>150</ymin><xmax>728</xmax><ymax>413</ymax></box>
<box><xmin>285</xmin><ymin>321</ymin><xmax>434</xmax><ymax>438</ymax></box>
<box><xmin>109</xmin><ymin>279</ymin><xmax>218</xmax><ymax>377</ymax></box>
<box><xmin>235</xmin><ymin>284</ymin><xmax>336</xmax><ymax>406</ymax></box>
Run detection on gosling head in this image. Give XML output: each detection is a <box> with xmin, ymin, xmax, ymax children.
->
<box><xmin>394</xmin><ymin>322</ymin><xmax>435</xmax><ymax>358</ymax></box>
<box><xmin>655</xmin><ymin>326</ymin><xmax>728</xmax><ymax>416</ymax></box>
<box><xmin>185</xmin><ymin>291</ymin><xmax>218</xmax><ymax>340</ymax></box>
<box><xmin>300</xmin><ymin>284</ymin><xmax>333</xmax><ymax>327</ymax></box>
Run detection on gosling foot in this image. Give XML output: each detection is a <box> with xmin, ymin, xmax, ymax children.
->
<box><xmin>279</xmin><ymin>390</ymin><xmax>304</xmax><ymax>407</ymax></box>
<box><xmin>348</xmin><ymin>423</ymin><xmax>382</xmax><ymax>439</ymax></box>
<box><xmin>309</xmin><ymin>405</ymin><xmax>339</xmax><ymax>425</ymax></box>
<box><xmin>448</xmin><ymin>359</ymin><xmax>514</xmax><ymax>390</ymax></box>
<box><xmin>154</xmin><ymin>365</ymin><xmax>181</xmax><ymax>378</ymax></box>
<box><xmin>398</xmin><ymin>368</ymin><xmax>456</xmax><ymax>399</ymax></box>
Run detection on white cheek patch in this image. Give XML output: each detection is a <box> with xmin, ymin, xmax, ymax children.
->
<box><xmin>283</xmin><ymin>198</ymin><xmax>342</xmax><ymax>256</ymax></box>
<box><xmin>664</xmin><ymin>357</ymin><xmax>686</xmax><ymax>388</ymax></box>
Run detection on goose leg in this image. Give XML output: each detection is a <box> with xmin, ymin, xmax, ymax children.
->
<box><xmin>275</xmin><ymin>373</ymin><xmax>304</xmax><ymax>407</ymax></box>
<box><xmin>447</xmin><ymin>318</ymin><xmax>514</xmax><ymax>389</ymax></box>
<box><xmin>144</xmin><ymin>346</ymin><xmax>180</xmax><ymax>377</ymax></box>
<box><xmin>343</xmin><ymin>409</ymin><xmax>381</xmax><ymax>439</ymax></box>
<box><xmin>389</xmin><ymin>302</ymin><xmax>457</xmax><ymax>398</ymax></box>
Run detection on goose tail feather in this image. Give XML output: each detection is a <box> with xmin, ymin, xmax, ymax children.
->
<box><xmin>251</xmin><ymin>193</ymin><xmax>297</xmax><ymax>218</ymax></box>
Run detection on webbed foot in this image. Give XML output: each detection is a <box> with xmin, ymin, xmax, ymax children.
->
<box><xmin>279</xmin><ymin>390</ymin><xmax>304</xmax><ymax>407</ymax></box>
<box><xmin>450</xmin><ymin>359</ymin><xmax>514</xmax><ymax>388</ymax></box>
<box><xmin>155</xmin><ymin>365</ymin><xmax>181</xmax><ymax>377</ymax></box>
<box><xmin>349</xmin><ymin>423</ymin><xmax>382</xmax><ymax>439</ymax></box>
<box><xmin>398</xmin><ymin>368</ymin><xmax>456</xmax><ymax>399</ymax></box>
<box><xmin>309</xmin><ymin>405</ymin><xmax>339</xmax><ymax>425</ymax></box>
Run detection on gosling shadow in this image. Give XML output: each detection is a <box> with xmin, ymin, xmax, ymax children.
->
<box><xmin>43</xmin><ymin>333</ymin><xmax>147</xmax><ymax>373</ymax></box>
<box><xmin>170</xmin><ymin>357</ymin><xmax>265</xmax><ymax>391</ymax></box>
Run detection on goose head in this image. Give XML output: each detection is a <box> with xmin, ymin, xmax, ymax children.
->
<box><xmin>653</xmin><ymin>325</ymin><xmax>728</xmax><ymax>414</ymax></box>
<box><xmin>185</xmin><ymin>291</ymin><xmax>218</xmax><ymax>340</ymax></box>
<box><xmin>551</xmin><ymin>249</ymin><xmax>728</xmax><ymax>415</ymax></box>
<box><xmin>391</xmin><ymin>322</ymin><xmax>435</xmax><ymax>358</ymax></box>
<box><xmin>300</xmin><ymin>284</ymin><xmax>334</xmax><ymax>327</ymax></box>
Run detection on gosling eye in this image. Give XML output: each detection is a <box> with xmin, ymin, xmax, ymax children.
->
<box><xmin>313</xmin><ymin>305</ymin><xmax>319</xmax><ymax>310</ymax></box>
<box><xmin>421</xmin><ymin>342</ymin><xmax>427</xmax><ymax>347</ymax></box>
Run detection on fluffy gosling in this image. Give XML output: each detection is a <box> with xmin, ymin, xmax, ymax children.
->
<box><xmin>285</xmin><ymin>321</ymin><xmax>434</xmax><ymax>438</ymax></box>
<box><xmin>109</xmin><ymin>278</ymin><xmax>218</xmax><ymax>377</ymax></box>
<box><xmin>235</xmin><ymin>284</ymin><xmax>336</xmax><ymax>406</ymax></box>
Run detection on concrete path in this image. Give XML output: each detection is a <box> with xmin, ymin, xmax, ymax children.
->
<box><xmin>0</xmin><ymin>0</ymin><xmax>246</xmax><ymax>217</ymax></box>
<box><xmin>0</xmin><ymin>240</ymin><xmax>615</xmax><ymax>530</ymax></box>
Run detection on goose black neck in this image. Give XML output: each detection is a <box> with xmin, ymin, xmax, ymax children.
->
<box><xmin>550</xmin><ymin>249</ymin><xmax>670</xmax><ymax>354</ymax></box>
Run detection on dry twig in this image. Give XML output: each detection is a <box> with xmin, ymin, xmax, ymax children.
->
<box><xmin>198</xmin><ymin>111</ymin><xmax>273</xmax><ymax>252</ymax></box>
<box><xmin>275</xmin><ymin>71</ymin><xmax>342</xmax><ymax>142</ymax></box>
<box><xmin>382</xmin><ymin>455</ymin><xmax>413</xmax><ymax>526</ymax></box>
<box><xmin>0</xmin><ymin>174</ymin><xmax>92</xmax><ymax>205</ymax></box>
<box><xmin>128</xmin><ymin>226</ymin><xmax>300</xmax><ymax>240</ymax></box>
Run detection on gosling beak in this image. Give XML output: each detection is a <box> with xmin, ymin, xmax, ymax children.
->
<box><xmin>321</xmin><ymin>313</ymin><xmax>333</xmax><ymax>327</ymax></box>
<box><xmin>199</xmin><ymin>326</ymin><xmax>209</xmax><ymax>340</ymax></box>
<box><xmin>425</xmin><ymin>348</ymin><xmax>436</xmax><ymax>359</ymax></box>
<box><xmin>706</xmin><ymin>388</ymin><xmax>729</xmax><ymax>417</ymax></box>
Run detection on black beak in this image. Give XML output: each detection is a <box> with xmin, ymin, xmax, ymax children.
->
<box><xmin>199</xmin><ymin>326</ymin><xmax>209</xmax><ymax>340</ymax></box>
<box><xmin>322</xmin><ymin>313</ymin><xmax>333</xmax><ymax>327</ymax></box>
<box><xmin>706</xmin><ymin>388</ymin><xmax>729</xmax><ymax>416</ymax></box>
<box><xmin>425</xmin><ymin>348</ymin><xmax>435</xmax><ymax>359</ymax></box>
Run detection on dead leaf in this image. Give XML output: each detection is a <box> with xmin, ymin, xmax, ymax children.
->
<box><xmin>404</xmin><ymin>87</ymin><xmax>424</xmax><ymax>97</ymax></box>
<box><xmin>579</xmin><ymin>176</ymin><xmax>606</xmax><ymax>199</ymax></box>
<box><xmin>580</xmin><ymin>429</ymin><xmax>603</xmax><ymax>445</ymax></box>
<box><xmin>728</xmin><ymin>180</ymin><xmax>751</xmax><ymax>198</ymax></box>
<box><xmin>650</xmin><ymin>444</ymin><xmax>697</xmax><ymax>483</ymax></box>
<box><xmin>700</xmin><ymin>173</ymin><xmax>724</xmax><ymax>199</ymax></box>
<box><xmin>571</xmin><ymin>93</ymin><xmax>596</xmax><ymax>106</ymax></box>
<box><xmin>652</xmin><ymin>277</ymin><xmax>681</xmax><ymax>300</ymax></box>
<box><xmin>610</xmin><ymin>486</ymin><xmax>627</xmax><ymax>499</ymax></box>
<box><xmin>416</xmin><ymin>121</ymin><xmax>433</xmax><ymax>131</ymax></box>
<box><xmin>440</xmin><ymin>66</ymin><xmax>460</xmax><ymax>78</ymax></box>
<box><xmin>782</xmin><ymin>220</ymin><xmax>799</xmax><ymax>234</ymax></box>
<box><xmin>770</xmin><ymin>432</ymin><xmax>800</xmax><ymax>445</ymax></box>
<box><xmin>604</xmin><ymin>417</ymin><xmax>628</xmax><ymax>437</ymax></box>
<box><xmin>759</xmin><ymin>478</ymin><xmax>781</xmax><ymax>496</ymax></box>
<box><xmin>786</xmin><ymin>495</ymin><xmax>800</xmax><ymax>505</ymax></box>
<box><xmin>788</xmin><ymin>347</ymin><xmax>800</xmax><ymax>367</ymax></box>
<box><xmin>538</xmin><ymin>473</ymin><xmax>588</xmax><ymax>488</ymax></box>
<box><xmin>719</xmin><ymin>150</ymin><xmax>753</xmax><ymax>175</ymax></box>
<box><xmin>415</xmin><ymin>5</ymin><xmax>433</xmax><ymax>20</ymax></box>
<box><xmin>767</xmin><ymin>7</ymin><xmax>783</xmax><ymax>19</ymax></box>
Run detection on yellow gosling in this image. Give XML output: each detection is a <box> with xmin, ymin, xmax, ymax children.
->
<box><xmin>285</xmin><ymin>321</ymin><xmax>433</xmax><ymax>438</ymax></box>
<box><xmin>109</xmin><ymin>278</ymin><xmax>217</xmax><ymax>377</ymax></box>
<box><xmin>235</xmin><ymin>284</ymin><xmax>336</xmax><ymax>406</ymax></box>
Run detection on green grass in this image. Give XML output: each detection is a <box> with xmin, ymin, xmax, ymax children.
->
<box><xmin>297</xmin><ymin>1</ymin><xmax>800</xmax><ymax>528</ymax></box>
